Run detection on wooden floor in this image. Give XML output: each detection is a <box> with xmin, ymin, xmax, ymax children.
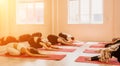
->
<box><xmin>0</xmin><ymin>42</ymin><xmax>118</xmax><ymax>66</ymax></box>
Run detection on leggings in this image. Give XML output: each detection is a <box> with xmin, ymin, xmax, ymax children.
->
<box><xmin>91</xmin><ymin>56</ymin><xmax>99</xmax><ymax>61</ymax></box>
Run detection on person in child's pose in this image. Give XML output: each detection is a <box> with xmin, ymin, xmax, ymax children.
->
<box><xmin>28</xmin><ymin>32</ymin><xmax>59</xmax><ymax>50</ymax></box>
<box><xmin>0</xmin><ymin>42</ymin><xmax>48</xmax><ymax>57</ymax></box>
<box><xmin>88</xmin><ymin>43</ymin><xmax>120</xmax><ymax>63</ymax></box>
<box><xmin>47</xmin><ymin>33</ymin><xmax>74</xmax><ymax>45</ymax></box>
<box><xmin>58</xmin><ymin>32</ymin><xmax>75</xmax><ymax>43</ymax></box>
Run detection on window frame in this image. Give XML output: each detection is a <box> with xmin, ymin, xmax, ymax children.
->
<box><xmin>68</xmin><ymin>0</ymin><xmax>103</xmax><ymax>24</ymax></box>
<box><xmin>16</xmin><ymin>0</ymin><xmax>44</xmax><ymax>24</ymax></box>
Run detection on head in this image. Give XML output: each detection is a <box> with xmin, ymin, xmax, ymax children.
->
<box><xmin>71</xmin><ymin>37</ymin><xmax>75</xmax><ymax>40</ymax></box>
<box><xmin>59</xmin><ymin>32</ymin><xmax>75</xmax><ymax>41</ymax></box>
<box><xmin>58</xmin><ymin>33</ymin><xmax>68</xmax><ymax>41</ymax></box>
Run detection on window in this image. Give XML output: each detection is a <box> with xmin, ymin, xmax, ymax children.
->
<box><xmin>16</xmin><ymin>0</ymin><xmax>44</xmax><ymax>24</ymax></box>
<box><xmin>68</xmin><ymin>0</ymin><xmax>103</xmax><ymax>24</ymax></box>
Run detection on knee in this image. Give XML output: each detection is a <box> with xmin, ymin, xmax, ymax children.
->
<box><xmin>7</xmin><ymin>47</ymin><xmax>20</xmax><ymax>56</ymax></box>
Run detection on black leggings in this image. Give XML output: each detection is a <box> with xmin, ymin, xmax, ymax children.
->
<box><xmin>91</xmin><ymin>56</ymin><xmax>99</xmax><ymax>61</ymax></box>
<box><xmin>111</xmin><ymin>47</ymin><xmax>120</xmax><ymax>63</ymax></box>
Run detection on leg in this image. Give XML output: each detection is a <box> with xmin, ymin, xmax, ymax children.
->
<box><xmin>7</xmin><ymin>47</ymin><xmax>20</xmax><ymax>56</ymax></box>
<box><xmin>90</xmin><ymin>56</ymin><xmax>99</xmax><ymax>61</ymax></box>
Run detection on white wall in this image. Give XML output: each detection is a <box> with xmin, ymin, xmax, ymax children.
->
<box><xmin>7</xmin><ymin>0</ymin><xmax>52</xmax><ymax>38</ymax></box>
<box><xmin>0</xmin><ymin>0</ymin><xmax>120</xmax><ymax>42</ymax></box>
<box><xmin>55</xmin><ymin>0</ymin><xmax>115</xmax><ymax>42</ymax></box>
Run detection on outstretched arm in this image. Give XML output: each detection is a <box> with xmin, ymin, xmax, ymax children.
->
<box><xmin>45</xmin><ymin>42</ymin><xmax>59</xmax><ymax>49</ymax></box>
<box><xmin>39</xmin><ymin>42</ymin><xmax>58</xmax><ymax>50</ymax></box>
<box><xmin>57</xmin><ymin>37</ymin><xmax>73</xmax><ymax>45</ymax></box>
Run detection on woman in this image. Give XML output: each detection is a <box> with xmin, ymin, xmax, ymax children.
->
<box><xmin>28</xmin><ymin>32</ymin><xmax>59</xmax><ymax>50</ymax></box>
<box><xmin>88</xmin><ymin>42</ymin><xmax>120</xmax><ymax>63</ymax></box>
<box><xmin>58</xmin><ymin>32</ymin><xmax>75</xmax><ymax>43</ymax></box>
<box><xmin>47</xmin><ymin>34</ymin><xmax>74</xmax><ymax>45</ymax></box>
<box><xmin>0</xmin><ymin>42</ymin><xmax>47</xmax><ymax>57</ymax></box>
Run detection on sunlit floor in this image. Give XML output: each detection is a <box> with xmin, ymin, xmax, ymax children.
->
<box><xmin>0</xmin><ymin>42</ymin><xmax>119</xmax><ymax>66</ymax></box>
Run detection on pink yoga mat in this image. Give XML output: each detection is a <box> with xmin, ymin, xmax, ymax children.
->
<box><xmin>54</xmin><ymin>44</ymin><xmax>82</xmax><ymax>47</ymax></box>
<box><xmin>89</xmin><ymin>44</ymin><xmax>105</xmax><ymax>48</ymax></box>
<box><xmin>98</xmin><ymin>42</ymin><xmax>110</xmax><ymax>44</ymax></box>
<box><xmin>83</xmin><ymin>49</ymin><xmax>100</xmax><ymax>54</ymax></box>
<box><xmin>75</xmin><ymin>56</ymin><xmax>120</xmax><ymax>65</ymax></box>
<box><xmin>38</xmin><ymin>48</ymin><xmax>76</xmax><ymax>52</ymax></box>
<box><xmin>1</xmin><ymin>54</ymin><xmax>66</xmax><ymax>61</ymax></box>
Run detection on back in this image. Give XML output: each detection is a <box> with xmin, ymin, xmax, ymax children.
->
<box><xmin>47</xmin><ymin>34</ymin><xmax>59</xmax><ymax>45</ymax></box>
<box><xmin>19</xmin><ymin>34</ymin><xmax>31</xmax><ymax>42</ymax></box>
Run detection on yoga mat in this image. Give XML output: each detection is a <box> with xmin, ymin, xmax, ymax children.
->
<box><xmin>54</xmin><ymin>44</ymin><xmax>82</xmax><ymax>47</ymax></box>
<box><xmin>83</xmin><ymin>49</ymin><xmax>100</xmax><ymax>54</ymax></box>
<box><xmin>1</xmin><ymin>54</ymin><xmax>66</xmax><ymax>61</ymax></box>
<box><xmin>89</xmin><ymin>44</ymin><xmax>105</xmax><ymax>48</ymax></box>
<box><xmin>38</xmin><ymin>48</ymin><xmax>76</xmax><ymax>52</ymax></box>
<box><xmin>75</xmin><ymin>56</ymin><xmax>120</xmax><ymax>65</ymax></box>
<box><xmin>98</xmin><ymin>42</ymin><xmax>110</xmax><ymax>44</ymax></box>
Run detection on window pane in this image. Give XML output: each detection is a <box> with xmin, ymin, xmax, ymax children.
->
<box><xmin>80</xmin><ymin>0</ymin><xmax>90</xmax><ymax>24</ymax></box>
<box><xmin>91</xmin><ymin>0</ymin><xmax>103</xmax><ymax>24</ymax></box>
<box><xmin>27</xmin><ymin>3</ymin><xmax>34</xmax><ymax>24</ymax></box>
<box><xmin>68</xmin><ymin>0</ymin><xmax>103</xmax><ymax>24</ymax></box>
<box><xmin>16</xmin><ymin>0</ymin><xmax>44</xmax><ymax>24</ymax></box>
<box><xmin>68</xmin><ymin>0</ymin><xmax>79</xmax><ymax>24</ymax></box>
<box><xmin>35</xmin><ymin>3</ymin><xmax>44</xmax><ymax>24</ymax></box>
<box><xmin>16</xmin><ymin>3</ymin><xmax>27</xmax><ymax>24</ymax></box>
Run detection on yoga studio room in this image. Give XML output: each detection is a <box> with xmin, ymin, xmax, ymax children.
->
<box><xmin>0</xmin><ymin>0</ymin><xmax>120</xmax><ymax>66</ymax></box>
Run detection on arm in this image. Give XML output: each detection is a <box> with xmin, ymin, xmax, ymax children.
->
<box><xmin>45</xmin><ymin>42</ymin><xmax>59</xmax><ymax>49</ymax></box>
<box><xmin>39</xmin><ymin>42</ymin><xmax>58</xmax><ymax>50</ymax></box>
<box><xmin>57</xmin><ymin>37</ymin><xmax>73</xmax><ymax>45</ymax></box>
<box><xmin>50</xmin><ymin>45</ymin><xmax>59</xmax><ymax>49</ymax></box>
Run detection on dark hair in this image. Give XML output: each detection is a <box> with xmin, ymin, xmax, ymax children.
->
<box><xmin>29</xmin><ymin>48</ymin><xmax>39</xmax><ymax>54</ymax></box>
<box><xmin>58</xmin><ymin>33</ymin><xmax>68</xmax><ymax>41</ymax></box>
<box><xmin>71</xmin><ymin>37</ymin><xmax>75</xmax><ymax>40</ymax></box>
